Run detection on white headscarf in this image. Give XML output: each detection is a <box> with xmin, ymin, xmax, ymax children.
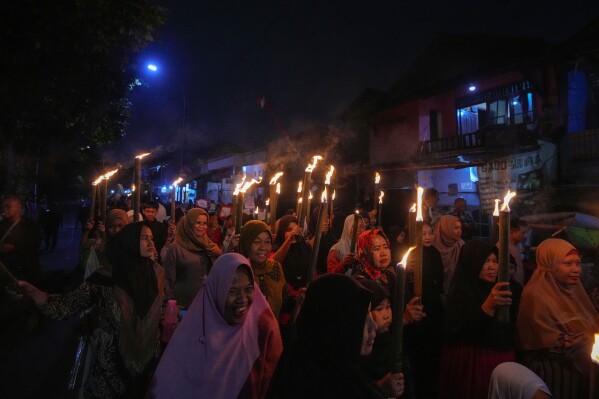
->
<box><xmin>329</xmin><ymin>214</ymin><xmax>363</xmax><ymax>260</ymax></box>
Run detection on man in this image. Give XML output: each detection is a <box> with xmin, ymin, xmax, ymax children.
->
<box><xmin>447</xmin><ymin>197</ymin><xmax>476</xmax><ymax>240</ymax></box>
<box><xmin>141</xmin><ymin>201</ymin><xmax>168</xmax><ymax>259</ymax></box>
<box><xmin>423</xmin><ymin>188</ymin><xmax>442</xmax><ymax>229</ymax></box>
<box><xmin>497</xmin><ymin>218</ymin><xmax>528</xmax><ymax>287</ymax></box>
<box><xmin>0</xmin><ymin>196</ymin><xmax>41</xmax><ymax>282</ymax></box>
<box><xmin>38</xmin><ymin>203</ymin><xmax>63</xmax><ymax>252</ymax></box>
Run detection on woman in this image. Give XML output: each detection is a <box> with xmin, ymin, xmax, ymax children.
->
<box><xmin>240</xmin><ymin>220</ymin><xmax>286</xmax><ymax>318</ymax></box>
<box><xmin>162</xmin><ymin>208</ymin><xmax>221</xmax><ymax>308</ymax></box>
<box><xmin>267</xmin><ymin>274</ymin><xmax>393</xmax><ymax>399</ymax></box>
<box><xmin>517</xmin><ymin>238</ymin><xmax>599</xmax><ymax>399</ymax></box>
<box><xmin>19</xmin><ymin>222</ymin><xmax>164</xmax><ymax>398</ymax></box>
<box><xmin>149</xmin><ymin>253</ymin><xmax>283</xmax><ymax>399</ymax></box>
<box><xmin>352</xmin><ymin>229</ymin><xmax>396</xmax><ymax>299</ymax></box>
<box><xmin>404</xmin><ymin>221</ymin><xmax>445</xmax><ymax>399</ymax></box>
<box><xmin>327</xmin><ymin>213</ymin><xmax>365</xmax><ymax>275</ymax></box>
<box><xmin>438</xmin><ymin>240</ymin><xmax>516</xmax><ymax>399</ymax></box>
<box><xmin>272</xmin><ymin>215</ymin><xmax>310</xmax><ymax>326</ymax></box>
<box><xmin>358</xmin><ymin>280</ymin><xmax>404</xmax><ymax>399</ymax></box>
<box><xmin>433</xmin><ymin>215</ymin><xmax>465</xmax><ymax>294</ymax></box>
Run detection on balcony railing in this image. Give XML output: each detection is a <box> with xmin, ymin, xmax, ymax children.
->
<box><xmin>420</xmin><ymin>131</ymin><xmax>486</xmax><ymax>155</ymax></box>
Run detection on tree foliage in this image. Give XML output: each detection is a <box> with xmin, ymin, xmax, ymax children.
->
<box><xmin>0</xmin><ymin>0</ymin><xmax>165</xmax><ymax>195</ymax></box>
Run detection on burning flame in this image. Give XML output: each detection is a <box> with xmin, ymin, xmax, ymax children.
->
<box><xmin>92</xmin><ymin>176</ymin><xmax>104</xmax><ymax>186</ymax></box>
<box><xmin>325</xmin><ymin>165</ymin><xmax>335</xmax><ymax>185</ymax></box>
<box><xmin>493</xmin><ymin>199</ymin><xmax>500</xmax><ymax>216</ymax></box>
<box><xmin>135</xmin><ymin>152</ymin><xmax>151</xmax><ymax>160</ymax></box>
<box><xmin>297</xmin><ymin>181</ymin><xmax>303</xmax><ymax>193</ymax></box>
<box><xmin>276</xmin><ymin>182</ymin><xmax>281</xmax><ymax>194</ymax></box>
<box><xmin>321</xmin><ymin>187</ymin><xmax>328</xmax><ymax>203</ymax></box>
<box><xmin>103</xmin><ymin>168</ymin><xmax>119</xmax><ymax>180</ymax></box>
<box><xmin>233</xmin><ymin>175</ymin><xmax>247</xmax><ymax>196</ymax></box>
<box><xmin>305</xmin><ymin>155</ymin><xmax>323</xmax><ymax>172</ymax></box>
<box><xmin>375</xmin><ymin>172</ymin><xmax>381</xmax><ymax>185</ymax></box>
<box><xmin>332</xmin><ymin>190</ymin><xmax>336</xmax><ymax>201</ymax></box>
<box><xmin>355</xmin><ymin>209</ymin><xmax>359</xmax><ymax>215</ymax></box>
<box><xmin>298</xmin><ymin>197</ymin><xmax>303</xmax><ymax>204</ymax></box>
<box><xmin>591</xmin><ymin>334</ymin><xmax>599</xmax><ymax>364</ymax></box>
<box><xmin>308</xmin><ymin>191</ymin><xmax>313</xmax><ymax>200</ymax></box>
<box><xmin>131</xmin><ymin>184</ymin><xmax>136</xmax><ymax>192</ymax></box>
<box><xmin>416</xmin><ymin>186</ymin><xmax>424</xmax><ymax>222</ymax></box>
<box><xmin>409</xmin><ymin>203</ymin><xmax>416</xmax><ymax>213</ymax></box>
<box><xmin>240</xmin><ymin>178</ymin><xmax>262</xmax><ymax>193</ymax></box>
<box><xmin>500</xmin><ymin>190</ymin><xmax>517</xmax><ymax>212</ymax></box>
<box><xmin>172</xmin><ymin>177</ymin><xmax>183</xmax><ymax>187</ymax></box>
<box><xmin>269</xmin><ymin>172</ymin><xmax>284</xmax><ymax>185</ymax></box>
<box><xmin>255</xmin><ymin>207</ymin><xmax>259</xmax><ymax>215</ymax></box>
<box><xmin>265</xmin><ymin>199</ymin><xmax>270</xmax><ymax>206</ymax></box>
<box><xmin>398</xmin><ymin>246</ymin><xmax>416</xmax><ymax>269</ymax></box>
<box><xmin>378</xmin><ymin>190</ymin><xmax>385</xmax><ymax>204</ymax></box>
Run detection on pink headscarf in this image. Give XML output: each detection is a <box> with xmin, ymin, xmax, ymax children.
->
<box><xmin>149</xmin><ymin>252</ymin><xmax>282</xmax><ymax>398</ymax></box>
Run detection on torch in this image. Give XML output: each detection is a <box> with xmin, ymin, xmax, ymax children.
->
<box><xmin>101</xmin><ymin>168</ymin><xmax>119</xmax><ymax>226</ymax></box>
<box><xmin>414</xmin><ymin>187</ymin><xmax>424</xmax><ymax>300</ymax></box>
<box><xmin>299</xmin><ymin>155</ymin><xmax>323</xmax><ymax>229</ymax></box>
<box><xmin>308</xmin><ymin>188</ymin><xmax>328</xmax><ymax>283</ymax></box>
<box><xmin>170</xmin><ymin>177</ymin><xmax>183</xmax><ymax>225</ymax></box>
<box><xmin>330</xmin><ymin>190</ymin><xmax>336</xmax><ymax>228</ymax></box>
<box><xmin>269</xmin><ymin>172</ymin><xmax>284</xmax><ymax>233</ymax></box>
<box><xmin>237</xmin><ymin>178</ymin><xmax>262</xmax><ymax>233</ymax></box>
<box><xmin>408</xmin><ymin>203</ymin><xmax>417</xmax><ymax>247</ymax></box>
<box><xmin>325</xmin><ymin>166</ymin><xmax>335</xmax><ymax>228</ymax></box>
<box><xmin>393</xmin><ymin>246</ymin><xmax>416</xmax><ymax>373</ymax></box>
<box><xmin>88</xmin><ymin>175</ymin><xmax>104</xmax><ymax>221</ymax></box>
<box><xmin>232</xmin><ymin>175</ymin><xmax>246</xmax><ymax>234</ymax></box>
<box><xmin>133</xmin><ymin>152</ymin><xmax>150</xmax><ymax>222</ymax></box>
<box><xmin>350</xmin><ymin>210</ymin><xmax>360</xmax><ymax>253</ymax></box>
<box><xmin>295</xmin><ymin>180</ymin><xmax>303</xmax><ymax>217</ymax></box>
<box><xmin>497</xmin><ymin>190</ymin><xmax>516</xmax><ymax>323</ymax></box>
<box><xmin>377</xmin><ymin>190</ymin><xmax>385</xmax><ymax>229</ymax></box>
<box><xmin>590</xmin><ymin>334</ymin><xmax>599</xmax><ymax>399</ymax></box>
<box><xmin>374</xmin><ymin>172</ymin><xmax>380</xmax><ymax>222</ymax></box>
<box><xmin>491</xmin><ymin>199</ymin><xmax>500</xmax><ymax>244</ymax></box>
<box><xmin>306</xmin><ymin>191</ymin><xmax>313</xmax><ymax>229</ymax></box>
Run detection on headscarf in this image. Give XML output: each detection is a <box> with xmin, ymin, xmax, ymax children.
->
<box><xmin>149</xmin><ymin>253</ymin><xmax>282</xmax><ymax>399</ymax></box>
<box><xmin>274</xmin><ymin>215</ymin><xmax>311</xmax><ymax>290</ymax></box>
<box><xmin>356</xmin><ymin>229</ymin><xmax>390</xmax><ymax>281</ymax></box>
<box><xmin>239</xmin><ymin>220</ymin><xmax>272</xmax><ymax>259</ymax></box>
<box><xmin>106</xmin><ymin>209</ymin><xmax>129</xmax><ymax>230</ymax></box>
<box><xmin>433</xmin><ymin>215</ymin><xmax>465</xmax><ymax>292</ymax></box>
<box><xmin>104</xmin><ymin>221</ymin><xmax>163</xmax><ymax>375</ymax></box>
<box><xmin>359</xmin><ymin>279</ymin><xmax>390</xmax><ymax>308</ymax></box>
<box><xmin>517</xmin><ymin>239</ymin><xmax>599</xmax><ymax>351</ymax></box>
<box><xmin>273</xmin><ymin>215</ymin><xmax>298</xmax><ymax>250</ymax></box>
<box><xmin>329</xmin><ymin>213</ymin><xmax>364</xmax><ymax>260</ymax></box>
<box><xmin>267</xmin><ymin>274</ymin><xmax>384</xmax><ymax>398</ymax></box>
<box><xmin>175</xmin><ymin>208</ymin><xmax>219</xmax><ymax>252</ymax></box>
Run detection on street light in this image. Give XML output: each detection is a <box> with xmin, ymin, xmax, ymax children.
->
<box><xmin>145</xmin><ymin>63</ymin><xmax>186</xmax><ymax>172</ymax></box>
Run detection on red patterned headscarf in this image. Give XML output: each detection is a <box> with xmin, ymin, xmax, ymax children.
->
<box><xmin>356</xmin><ymin>229</ymin><xmax>390</xmax><ymax>280</ymax></box>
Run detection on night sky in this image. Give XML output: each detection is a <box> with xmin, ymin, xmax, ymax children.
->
<box><xmin>119</xmin><ymin>0</ymin><xmax>599</xmax><ymax>159</ymax></box>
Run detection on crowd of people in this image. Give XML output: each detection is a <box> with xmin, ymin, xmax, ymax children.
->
<box><xmin>1</xmin><ymin>191</ymin><xmax>599</xmax><ymax>399</ymax></box>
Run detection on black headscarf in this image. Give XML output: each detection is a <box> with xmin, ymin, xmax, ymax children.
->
<box><xmin>444</xmin><ymin>240</ymin><xmax>513</xmax><ymax>349</ymax></box>
<box><xmin>267</xmin><ymin>274</ymin><xmax>385</xmax><ymax>399</ymax></box>
<box><xmin>105</xmin><ymin>221</ymin><xmax>158</xmax><ymax>319</ymax></box>
<box><xmin>274</xmin><ymin>215</ymin><xmax>311</xmax><ymax>290</ymax></box>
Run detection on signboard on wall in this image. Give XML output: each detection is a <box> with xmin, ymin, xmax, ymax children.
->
<box><xmin>477</xmin><ymin>141</ymin><xmax>557</xmax><ymax>213</ymax></box>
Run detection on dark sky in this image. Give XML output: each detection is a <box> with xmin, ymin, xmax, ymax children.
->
<box><xmin>120</xmin><ymin>0</ymin><xmax>599</xmax><ymax>158</ymax></box>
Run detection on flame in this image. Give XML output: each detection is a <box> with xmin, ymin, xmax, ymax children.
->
<box><xmin>416</xmin><ymin>186</ymin><xmax>424</xmax><ymax>222</ymax></box>
<box><xmin>409</xmin><ymin>203</ymin><xmax>416</xmax><ymax>213</ymax></box>
<box><xmin>355</xmin><ymin>209</ymin><xmax>359</xmax><ymax>215</ymax></box>
<box><xmin>398</xmin><ymin>246</ymin><xmax>416</xmax><ymax>269</ymax></box>
<box><xmin>240</xmin><ymin>177</ymin><xmax>262</xmax><ymax>193</ymax></box>
<box><xmin>375</xmin><ymin>172</ymin><xmax>381</xmax><ymax>184</ymax></box>
<box><xmin>297</xmin><ymin>181</ymin><xmax>303</xmax><ymax>193</ymax></box>
<box><xmin>305</xmin><ymin>155</ymin><xmax>323</xmax><ymax>172</ymax></box>
<box><xmin>92</xmin><ymin>176</ymin><xmax>104</xmax><ymax>186</ymax></box>
<box><xmin>308</xmin><ymin>191</ymin><xmax>313</xmax><ymax>200</ymax></box>
<box><xmin>321</xmin><ymin>187</ymin><xmax>328</xmax><ymax>203</ymax></box>
<box><xmin>269</xmin><ymin>172</ymin><xmax>284</xmax><ymax>185</ymax></box>
<box><xmin>378</xmin><ymin>190</ymin><xmax>385</xmax><ymax>204</ymax></box>
<box><xmin>135</xmin><ymin>152</ymin><xmax>151</xmax><ymax>160</ymax></box>
<box><xmin>493</xmin><ymin>199</ymin><xmax>500</xmax><ymax>216</ymax></box>
<box><xmin>265</xmin><ymin>199</ymin><xmax>270</xmax><ymax>206</ymax></box>
<box><xmin>332</xmin><ymin>190</ymin><xmax>336</xmax><ymax>201</ymax></box>
<box><xmin>172</xmin><ymin>177</ymin><xmax>183</xmax><ymax>187</ymax></box>
<box><xmin>298</xmin><ymin>197</ymin><xmax>303</xmax><ymax>204</ymax></box>
<box><xmin>255</xmin><ymin>207</ymin><xmax>259</xmax><ymax>214</ymax></box>
<box><xmin>276</xmin><ymin>182</ymin><xmax>281</xmax><ymax>194</ymax></box>
<box><xmin>131</xmin><ymin>184</ymin><xmax>136</xmax><ymax>192</ymax></box>
<box><xmin>500</xmin><ymin>190</ymin><xmax>517</xmax><ymax>212</ymax></box>
<box><xmin>591</xmin><ymin>334</ymin><xmax>599</xmax><ymax>364</ymax></box>
<box><xmin>103</xmin><ymin>168</ymin><xmax>119</xmax><ymax>180</ymax></box>
<box><xmin>325</xmin><ymin>165</ymin><xmax>335</xmax><ymax>185</ymax></box>
<box><xmin>233</xmin><ymin>175</ymin><xmax>247</xmax><ymax>196</ymax></box>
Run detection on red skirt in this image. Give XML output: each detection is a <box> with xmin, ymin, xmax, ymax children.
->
<box><xmin>438</xmin><ymin>343</ymin><xmax>514</xmax><ymax>399</ymax></box>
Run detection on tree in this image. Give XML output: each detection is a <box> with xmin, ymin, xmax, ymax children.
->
<box><xmin>0</xmin><ymin>0</ymin><xmax>165</xmax><ymax>197</ymax></box>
